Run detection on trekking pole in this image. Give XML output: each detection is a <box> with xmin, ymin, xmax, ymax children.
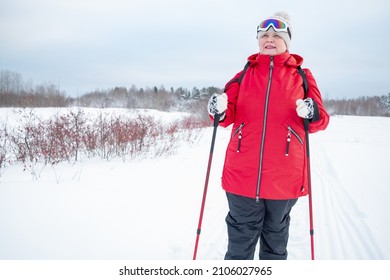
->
<box><xmin>193</xmin><ymin>113</ymin><xmax>221</xmax><ymax>260</ymax></box>
<box><xmin>298</xmin><ymin>66</ymin><xmax>315</xmax><ymax>260</ymax></box>
<box><xmin>304</xmin><ymin>119</ymin><xmax>315</xmax><ymax>260</ymax></box>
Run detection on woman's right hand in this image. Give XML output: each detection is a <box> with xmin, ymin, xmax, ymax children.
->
<box><xmin>207</xmin><ymin>93</ymin><xmax>228</xmax><ymax>116</ymax></box>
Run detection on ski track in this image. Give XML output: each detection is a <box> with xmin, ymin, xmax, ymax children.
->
<box><xmin>313</xmin><ymin>144</ymin><xmax>383</xmax><ymax>259</ymax></box>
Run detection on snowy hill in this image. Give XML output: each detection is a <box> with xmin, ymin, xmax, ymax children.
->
<box><xmin>0</xmin><ymin>110</ymin><xmax>389</xmax><ymax>260</ymax></box>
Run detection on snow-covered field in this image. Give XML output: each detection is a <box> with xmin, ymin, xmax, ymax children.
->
<box><xmin>0</xmin><ymin>109</ymin><xmax>389</xmax><ymax>260</ymax></box>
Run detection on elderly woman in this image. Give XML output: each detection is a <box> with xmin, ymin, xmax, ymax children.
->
<box><xmin>208</xmin><ymin>11</ymin><xmax>330</xmax><ymax>260</ymax></box>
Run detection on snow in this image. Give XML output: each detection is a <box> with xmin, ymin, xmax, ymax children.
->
<box><xmin>0</xmin><ymin>109</ymin><xmax>390</xmax><ymax>260</ymax></box>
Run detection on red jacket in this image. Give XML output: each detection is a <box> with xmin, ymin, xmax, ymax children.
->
<box><xmin>218</xmin><ymin>52</ymin><xmax>329</xmax><ymax>199</ymax></box>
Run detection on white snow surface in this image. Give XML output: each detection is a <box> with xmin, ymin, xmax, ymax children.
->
<box><xmin>0</xmin><ymin>108</ymin><xmax>389</xmax><ymax>260</ymax></box>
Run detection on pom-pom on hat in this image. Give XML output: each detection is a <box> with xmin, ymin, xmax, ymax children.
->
<box><xmin>257</xmin><ymin>11</ymin><xmax>292</xmax><ymax>50</ymax></box>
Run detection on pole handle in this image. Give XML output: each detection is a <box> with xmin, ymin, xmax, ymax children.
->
<box><xmin>213</xmin><ymin>113</ymin><xmax>221</xmax><ymax>127</ymax></box>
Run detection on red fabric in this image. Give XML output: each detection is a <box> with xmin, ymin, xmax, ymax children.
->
<box><xmin>217</xmin><ymin>52</ymin><xmax>329</xmax><ymax>199</ymax></box>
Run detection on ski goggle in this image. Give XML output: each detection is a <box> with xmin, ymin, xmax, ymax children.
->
<box><xmin>257</xmin><ymin>18</ymin><xmax>291</xmax><ymax>38</ymax></box>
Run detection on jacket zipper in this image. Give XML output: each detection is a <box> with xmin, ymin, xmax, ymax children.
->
<box><xmin>255</xmin><ymin>56</ymin><xmax>274</xmax><ymax>203</ymax></box>
<box><xmin>285</xmin><ymin>126</ymin><xmax>304</xmax><ymax>156</ymax></box>
<box><xmin>233</xmin><ymin>123</ymin><xmax>245</xmax><ymax>152</ymax></box>
<box><xmin>286</xmin><ymin>130</ymin><xmax>291</xmax><ymax>156</ymax></box>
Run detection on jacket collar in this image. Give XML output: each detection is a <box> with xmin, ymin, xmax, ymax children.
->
<box><xmin>248</xmin><ymin>52</ymin><xmax>303</xmax><ymax>67</ymax></box>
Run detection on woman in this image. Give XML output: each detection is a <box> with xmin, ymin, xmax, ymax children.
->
<box><xmin>207</xmin><ymin>11</ymin><xmax>330</xmax><ymax>260</ymax></box>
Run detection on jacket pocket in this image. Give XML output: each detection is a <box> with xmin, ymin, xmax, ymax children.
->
<box><xmin>285</xmin><ymin>125</ymin><xmax>303</xmax><ymax>156</ymax></box>
<box><xmin>232</xmin><ymin>122</ymin><xmax>245</xmax><ymax>153</ymax></box>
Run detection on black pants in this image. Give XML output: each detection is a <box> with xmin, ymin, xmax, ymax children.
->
<box><xmin>224</xmin><ymin>192</ymin><xmax>297</xmax><ymax>260</ymax></box>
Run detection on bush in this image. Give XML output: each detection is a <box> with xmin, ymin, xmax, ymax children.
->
<box><xmin>1</xmin><ymin>108</ymin><xmax>208</xmax><ymax>175</ymax></box>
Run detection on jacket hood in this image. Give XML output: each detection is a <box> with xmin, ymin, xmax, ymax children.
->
<box><xmin>247</xmin><ymin>52</ymin><xmax>304</xmax><ymax>67</ymax></box>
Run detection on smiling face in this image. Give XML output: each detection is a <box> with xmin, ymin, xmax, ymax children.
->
<box><xmin>258</xmin><ymin>31</ymin><xmax>287</xmax><ymax>55</ymax></box>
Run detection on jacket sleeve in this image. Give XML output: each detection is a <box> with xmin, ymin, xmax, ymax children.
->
<box><xmin>304</xmin><ymin>68</ymin><xmax>330</xmax><ymax>133</ymax></box>
<box><xmin>214</xmin><ymin>71</ymin><xmax>243</xmax><ymax>128</ymax></box>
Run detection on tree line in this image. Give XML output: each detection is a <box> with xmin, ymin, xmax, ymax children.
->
<box><xmin>1</xmin><ymin>70</ymin><xmax>389</xmax><ymax>117</ymax></box>
<box><xmin>323</xmin><ymin>95</ymin><xmax>390</xmax><ymax>117</ymax></box>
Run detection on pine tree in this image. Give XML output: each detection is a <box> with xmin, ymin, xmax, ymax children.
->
<box><xmin>380</xmin><ymin>93</ymin><xmax>390</xmax><ymax>113</ymax></box>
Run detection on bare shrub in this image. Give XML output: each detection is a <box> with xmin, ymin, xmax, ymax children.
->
<box><xmin>0</xmin><ymin>123</ymin><xmax>9</xmax><ymax>175</ymax></box>
<box><xmin>3</xmin><ymin>108</ymin><xmax>210</xmax><ymax>173</ymax></box>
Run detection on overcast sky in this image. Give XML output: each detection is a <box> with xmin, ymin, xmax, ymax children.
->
<box><xmin>1</xmin><ymin>0</ymin><xmax>389</xmax><ymax>99</ymax></box>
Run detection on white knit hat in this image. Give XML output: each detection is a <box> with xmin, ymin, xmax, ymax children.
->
<box><xmin>257</xmin><ymin>11</ymin><xmax>292</xmax><ymax>50</ymax></box>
